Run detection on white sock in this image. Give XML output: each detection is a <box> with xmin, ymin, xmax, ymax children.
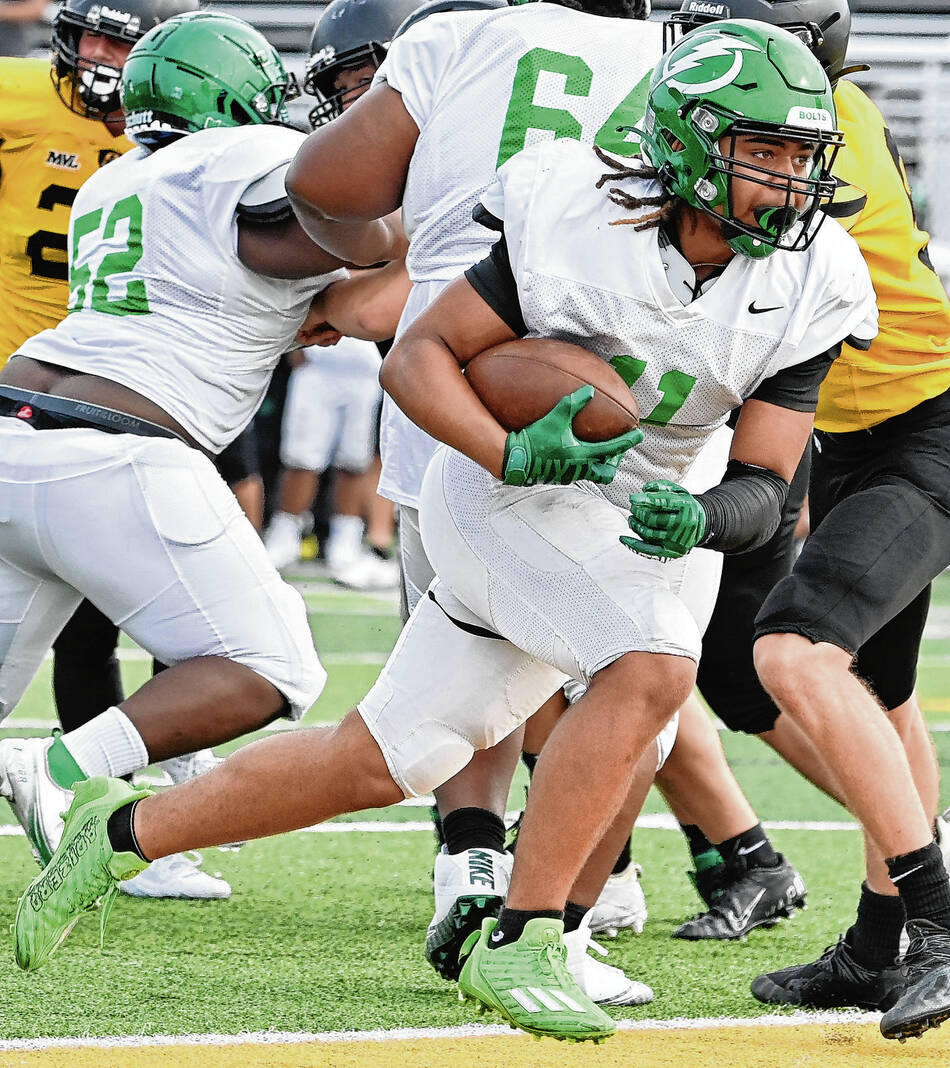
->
<box><xmin>60</xmin><ymin>706</ymin><xmax>149</xmax><ymax>779</ymax></box>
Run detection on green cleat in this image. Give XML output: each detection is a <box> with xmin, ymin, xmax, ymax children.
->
<box><xmin>457</xmin><ymin>917</ymin><xmax>616</xmax><ymax>1043</ymax></box>
<box><xmin>14</xmin><ymin>777</ymin><xmax>152</xmax><ymax>972</ymax></box>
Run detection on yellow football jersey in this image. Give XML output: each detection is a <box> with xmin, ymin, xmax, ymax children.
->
<box><xmin>817</xmin><ymin>80</ymin><xmax>950</xmax><ymax>432</ymax></box>
<box><xmin>0</xmin><ymin>57</ymin><xmax>132</xmax><ymax>364</ymax></box>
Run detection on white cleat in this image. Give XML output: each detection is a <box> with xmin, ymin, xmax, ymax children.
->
<box><xmin>564</xmin><ymin>911</ymin><xmax>654</xmax><ymax>1006</ymax></box>
<box><xmin>0</xmin><ymin>736</ymin><xmax>73</xmax><ymax>867</ymax></box>
<box><xmin>159</xmin><ymin>748</ymin><xmax>223</xmax><ymax>785</ymax></box>
<box><xmin>331</xmin><ymin>549</ymin><xmax>399</xmax><ymax>591</ymax></box>
<box><xmin>120</xmin><ymin>852</ymin><xmax>232</xmax><ymax>899</ymax></box>
<box><xmin>589</xmin><ymin>863</ymin><xmax>648</xmax><ymax>937</ymax></box>
<box><xmin>426</xmin><ymin>846</ymin><xmax>512</xmax><ymax>980</ymax></box>
<box><xmin>263</xmin><ymin>511</ymin><xmax>309</xmax><ymax>571</ymax></box>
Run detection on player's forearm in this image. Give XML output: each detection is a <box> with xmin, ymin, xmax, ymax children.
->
<box><xmin>381</xmin><ymin>335</ymin><xmax>507</xmax><ymax>478</ymax></box>
<box><xmin>318</xmin><ymin>260</ymin><xmax>411</xmax><ymax>340</ymax></box>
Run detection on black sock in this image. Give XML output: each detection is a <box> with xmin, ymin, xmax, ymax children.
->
<box><xmin>681</xmin><ymin>823</ymin><xmax>714</xmax><ymax>859</ymax></box>
<box><xmin>717</xmin><ymin>823</ymin><xmax>780</xmax><ymax>871</ymax></box>
<box><xmin>521</xmin><ymin>751</ymin><xmax>538</xmax><ymax>779</ymax></box>
<box><xmin>106</xmin><ymin>800</ymin><xmax>150</xmax><ymax>861</ymax></box>
<box><xmin>845</xmin><ymin>882</ymin><xmax>905</xmax><ymax>971</ymax></box>
<box><xmin>611</xmin><ymin>838</ymin><xmax>632</xmax><ymax>876</ymax></box>
<box><xmin>489</xmin><ymin>906</ymin><xmax>563</xmax><ymax>948</ymax></box>
<box><xmin>563</xmin><ymin>901</ymin><xmax>589</xmax><ymax>933</ymax></box>
<box><xmin>442</xmin><ymin>807</ymin><xmax>506</xmax><ymax>855</ymax></box>
<box><xmin>887</xmin><ymin>841</ymin><xmax>950</xmax><ymax>929</ymax></box>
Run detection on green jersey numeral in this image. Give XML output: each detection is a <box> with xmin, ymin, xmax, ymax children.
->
<box><xmin>69</xmin><ymin>194</ymin><xmax>150</xmax><ymax>316</ymax></box>
<box><xmin>497</xmin><ymin>48</ymin><xmax>648</xmax><ymax>168</ymax></box>
<box><xmin>610</xmin><ymin>355</ymin><xmax>698</xmax><ymax>427</ymax></box>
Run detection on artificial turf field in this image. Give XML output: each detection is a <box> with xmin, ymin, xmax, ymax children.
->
<box><xmin>2</xmin><ymin>570</ymin><xmax>950</xmax><ymax>1065</ymax></box>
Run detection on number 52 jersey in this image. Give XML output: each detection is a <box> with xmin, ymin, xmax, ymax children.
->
<box><xmin>0</xmin><ymin>57</ymin><xmax>132</xmax><ymax>363</ymax></box>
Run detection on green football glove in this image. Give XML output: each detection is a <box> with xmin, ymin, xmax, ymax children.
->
<box><xmin>621</xmin><ymin>479</ymin><xmax>707</xmax><ymax>560</ymax></box>
<box><xmin>502</xmin><ymin>385</ymin><xmax>644</xmax><ymax>487</ymax></box>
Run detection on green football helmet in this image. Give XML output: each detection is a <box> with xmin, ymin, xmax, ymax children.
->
<box><xmin>121</xmin><ymin>11</ymin><xmax>300</xmax><ymax>149</ymax></box>
<box><xmin>639</xmin><ymin>19</ymin><xmax>842</xmax><ymax>258</ymax></box>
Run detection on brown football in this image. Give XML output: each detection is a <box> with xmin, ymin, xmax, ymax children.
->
<box><xmin>465</xmin><ymin>337</ymin><xmax>639</xmax><ymax>442</ymax></box>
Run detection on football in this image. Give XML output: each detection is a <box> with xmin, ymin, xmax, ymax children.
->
<box><xmin>464</xmin><ymin>337</ymin><xmax>639</xmax><ymax>442</ymax></box>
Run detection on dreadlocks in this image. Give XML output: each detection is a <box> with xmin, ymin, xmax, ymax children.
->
<box><xmin>593</xmin><ymin>145</ymin><xmax>678</xmax><ymax>230</ymax></box>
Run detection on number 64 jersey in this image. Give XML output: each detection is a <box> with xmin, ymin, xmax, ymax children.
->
<box><xmin>476</xmin><ymin>139</ymin><xmax>879</xmax><ymax>505</ymax></box>
<box><xmin>17</xmin><ymin>124</ymin><xmax>338</xmax><ymax>454</ymax></box>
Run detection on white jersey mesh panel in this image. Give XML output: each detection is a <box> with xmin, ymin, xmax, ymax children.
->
<box><xmin>18</xmin><ymin>125</ymin><xmax>343</xmax><ymax>454</ymax></box>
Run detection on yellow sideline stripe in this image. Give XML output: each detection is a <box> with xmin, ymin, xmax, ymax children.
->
<box><xmin>4</xmin><ymin>1022</ymin><xmax>950</xmax><ymax>1068</ymax></box>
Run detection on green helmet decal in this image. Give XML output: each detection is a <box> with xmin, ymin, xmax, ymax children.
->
<box><xmin>121</xmin><ymin>11</ymin><xmax>300</xmax><ymax>149</ymax></box>
<box><xmin>640</xmin><ymin>19</ymin><xmax>842</xmax><ymax>258</ymax></box>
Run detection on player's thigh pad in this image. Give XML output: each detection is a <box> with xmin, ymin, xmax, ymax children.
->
<box><xmin>33</xmin><ymin>430</ymin><xmax>325</xmax><ymax>718</ymax></box>
<box><xmin>358</xmin><ymin>580</ymin><xmax>566</xmax><ymax>796</ymax></box>
<box><xmin>419</xmin><ymin>448</ymin><xmax>702</xmax><ymax>684</ymax></box>
<box><xmin>396</xmin><ymin>504</ymin><xmax>435</xmax><ymax>620</ymax></box>
<box><xmin>279</xmin><ymin>360</ymin><xmax>342</xmax><ymax>472</ymax></box>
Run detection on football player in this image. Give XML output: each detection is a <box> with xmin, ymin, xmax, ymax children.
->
<box><xmin>16</xmin><ymin>24</ymin><xmax>900</xmax><ymax>1045</ymax></box>
<box><xmin>0</xmin><ymin>0</ymin><xmax>237</xmax><ymax>900</ymax></box>
<box><xmin>297</xmin><ymin>0</ymin><xmax>666</xmax><ymax>1002</ymax></box>
<box><xmin>661</xmin><ymin>0</ymin><xmax>950</xmax><ymax>1031</ymax></box>
<box><xmin>0</xmin><ymin>9</ymin><xmax>401</xmax><ymax>896</ymax></box>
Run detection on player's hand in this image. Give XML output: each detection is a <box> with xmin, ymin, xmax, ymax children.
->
<box><xmin>502</xmin><ymin>386</ymin><xmax>643</xmax><ymax>487</ymax></box>
<box><xmin>621</xmin><ymin>480</ymin><xmax>707</xmax><ymax>560</ymax></box>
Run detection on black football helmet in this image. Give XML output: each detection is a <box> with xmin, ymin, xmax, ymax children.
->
<box><xmin>52</xmin><ymin>0</ymin><xmax>199</xmax><ymax>120</ymax></box>
<box><xmin>305</xmin><ymin>0</ymin><xmax>425</xmax><ymax>128</ymax></box>
<box><xmin>664</xmin><ymin>0</ymin><xmax>853</xmax><ymax>84</ymax></box>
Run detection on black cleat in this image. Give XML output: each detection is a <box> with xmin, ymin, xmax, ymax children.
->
<box><xmin>752</xmin><ymin>935</ymin><xmax>904</xmax><ymax>1011</ymax></box>
<box><xmin>881</xmin><ymin>919</ymin><xmax>950</xmax><ymax>1042</ymax></box>
<box><xmin>673</xmin><ymin>854</ymin><xmax>806</xmax><ymax>940</ymax></box>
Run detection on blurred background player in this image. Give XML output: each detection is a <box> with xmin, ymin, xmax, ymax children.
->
<box><xmin>0</xmin><ymin>0</ymin><xmax>233</xmax><ymax>899</ymax></box>
<box><xmin>265</xmin><ymin>334</ymin><xmax>402</xmax><ymax>590</ymax></box>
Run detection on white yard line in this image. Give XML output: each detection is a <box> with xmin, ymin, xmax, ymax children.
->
<box><xmin>0</xmin><ymin>1010</ymin><xmax>880</xmax><ymax>1052</ymax></box>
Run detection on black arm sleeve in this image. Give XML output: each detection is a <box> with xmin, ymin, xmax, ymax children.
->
<box><xmin>696</xmin><ymin>459</ymin><xmax>790</xmax><ymax>554</ymax></box>
<box><xmin>749</xmin><ymin>342</ymin><xmax>841</xmax><ymax>411</ymax></box>
<box><xmin>464</xmin><ymin>235</ymin><xmax>528</xmax><ymax>338</ymax></box>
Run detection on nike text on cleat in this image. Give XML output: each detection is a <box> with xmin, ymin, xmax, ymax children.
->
<box><xmin>752</xmin><ymin>934</ymin><xmax>904</xmax><ymax>1011</ymax></box>
<box><xmin>425</xmin><ymin>847</ymin><xmax>510</xmax><ymax>981</ymax></box>
<box><xmin>588</xmin><ymin>864</ymin><xmax>647</xmax><ymax>937</ymax></box>
<box><xmin>564</xmin><ymin>911</ymin><xmax>653</xmax><ymax>1005</ymax></box>
<box><xmin>673</xmin><ymin>854</ymin><xmax>805</xmax><ymax>940</ymax></box>
<box><xmin>120</xmin><ymin>852</ymin><xmax>231</xmax><ymax>899</ymax></box>
<box><xmin>881</xmin><ymin>919</ymin><xmax>950</xmax><ymax>1041</ymax></box>
<box><xmin>14</xmin><ymin>777</ymin><xmax>153</xmax><ymax>972</ymax></box>
<box><xmin>0</xmin><ymin>736</ymin><xmax>76</xmax><ymax>867</ymax></box>
<box><xmin>458</xmin><ymin>917</ymin><xmax>616</xmax><ymax>1042</ymax></box>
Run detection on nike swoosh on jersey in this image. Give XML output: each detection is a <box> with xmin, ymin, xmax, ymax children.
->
<box><xmin>748</xmin><ymin>302</ymin><xmax>783</xmax><ymax>315</ymax></box>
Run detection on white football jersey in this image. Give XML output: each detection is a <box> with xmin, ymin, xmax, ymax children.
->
<box><xmin>18</xmin><ymin>125</ymin><xmax>343</xmax><ymax>454</ymax></box>
<box><xmin>479</xmin><ymin>139</ymin><xmax>878</xmax><ymax>508</ymax></box>
<box><xmin>374</xmin><ymin>4</ymin><xmax>664</xmax><ymax>506</ymax></box>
